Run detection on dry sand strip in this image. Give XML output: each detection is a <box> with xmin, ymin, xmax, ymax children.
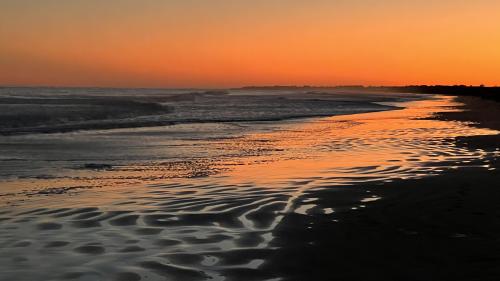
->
<box><xmin>262</xmin><ymin>95</ymin><xmax>500</xmax><ymax>281</ymax></box>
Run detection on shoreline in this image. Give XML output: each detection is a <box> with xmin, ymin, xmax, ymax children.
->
<box><xmin>263</xmin><ymin>95</ymin><xmax>500</xmax><ymax>281</ymax></box>
<box><xmin>1</xmin><ymin>94</ymin><xmax>499</xmax><ymax>281</ymax></box>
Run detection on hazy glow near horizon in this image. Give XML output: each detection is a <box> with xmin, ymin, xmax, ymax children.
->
<box><xmin>1</xmin><ymin>0</ymin><xmax>500</xmax><ymax>88</ymax></box>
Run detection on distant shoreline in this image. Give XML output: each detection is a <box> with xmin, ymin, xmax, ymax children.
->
<box><xmin>239</xmin><ymin>85</ymin><xmax>500</xmax><ymax>100</ymax></box>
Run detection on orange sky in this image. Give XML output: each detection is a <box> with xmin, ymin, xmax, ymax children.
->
<box><xmin>1</xmin><ymin>0</ymin><xmax>500</xmax><ymax>88</ymax></box>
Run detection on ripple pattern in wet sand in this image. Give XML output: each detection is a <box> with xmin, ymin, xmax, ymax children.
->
<box><xmin>0</xmin><ymin>96</ymin><xmax>499</xmax><ymax>280</ymax></box>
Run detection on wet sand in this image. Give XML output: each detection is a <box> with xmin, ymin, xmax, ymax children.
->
<box><xmin>0</xmin><ymin>95</ymin><xmax>499</xmax><ymax>281</ymax></box>
<box><xmin>264</xmin><ymin>96</ymin><xmax>500</xmax><ymax>281</ymax></box>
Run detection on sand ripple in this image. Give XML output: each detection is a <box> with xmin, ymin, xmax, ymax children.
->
<box><xmin>0</xmin><ymin>96</ymin><xmax>499</xmax><ymax>280</ymax></box>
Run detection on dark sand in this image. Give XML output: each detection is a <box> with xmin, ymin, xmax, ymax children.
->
<box><xmin>263</xmin><ymin>96</ymin><xmax>500</xmax><ymax>281</ymax></box>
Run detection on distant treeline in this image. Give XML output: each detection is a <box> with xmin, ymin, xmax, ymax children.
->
<box><xmin>240</xmin><ymin>85</ymin><xmax>500</xmax><ymax>102</ymax></box>
<box><xmin>376</xmin><ymin>85</ymin><xmax>500</xmax><ymax>102</ymax></box>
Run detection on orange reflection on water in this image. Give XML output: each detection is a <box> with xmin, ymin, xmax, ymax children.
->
<box><xmin>222</xmin><ymin>96</ymin><xmax>497</xmax><ymax>185</ymax></box>
<box><xmin>0</xmin><ymin>96</ymin><xmax>498</xmax><ymax>210</ymax></box>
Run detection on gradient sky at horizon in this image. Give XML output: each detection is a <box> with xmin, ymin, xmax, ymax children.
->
<box><xmin>1</xmin><ymin>0</ymin><xmax>500</xmax><ymax>88</ymax></box>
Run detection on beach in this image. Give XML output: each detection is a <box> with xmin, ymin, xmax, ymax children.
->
<box><xmin>0</xmin><ymin>90</ymin><xmax>499</xmax><ymax>281</ymax></box>
<box><xmin>264</xmin><ymin>95</ymin><xmax>500</xmax><ymax>281</ymax></box>
<box><xmin>3</xmin><ymin>1</ymin><xmax>500</xmax><ymax>280</ymax></box>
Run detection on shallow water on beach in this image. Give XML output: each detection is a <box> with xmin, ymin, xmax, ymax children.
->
<box><xmin>0</xmin><ymin>96</ymin><xmax>499</xmax><ymax>281</ymax></box>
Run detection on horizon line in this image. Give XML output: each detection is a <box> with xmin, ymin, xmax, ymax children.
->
<box><xmin>0</xmin><ymin>84</ymin><xmax>497</xmax><ymax>91</ymax></box>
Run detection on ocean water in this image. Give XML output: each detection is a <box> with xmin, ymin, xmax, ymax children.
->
<box><xmin>0</xmin><ymin>87</ymin><xmax>404</xmax><ymax>180</ymax></box>
<box><xmin>0</xmin><ymin>88</ymin><xmax>498</xmax><ymax>281</ymax></box>
<box><xmin>0</xmin><ymin>87</ymin><xmax>400</xmax><ymax>135</ymax></box>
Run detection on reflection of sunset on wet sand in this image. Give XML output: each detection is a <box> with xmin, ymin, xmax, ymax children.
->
<box><xmin>1</xmin><ymin>97</ymin><xmax>497</xmax><ymax>207</ymax></box>
<box><xmin>1</xmin><ymin>95</ymin><xmax>498</xmax><ymax>281</ymax></box>
<box><xmin>225</xmin><ymin>97</ymin><xmax>497</xmax><ymax>184</ymax></box>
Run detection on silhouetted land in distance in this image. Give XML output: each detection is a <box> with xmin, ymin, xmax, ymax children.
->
<box><xmin>383</xmin><ymin>85</ymin><xmax>500</xmax><ymax>102</ymax></box>
<box><xmin>240</xmin><ymin>85</ymin><xmax>500</xmax><ymax>102</ymax></box>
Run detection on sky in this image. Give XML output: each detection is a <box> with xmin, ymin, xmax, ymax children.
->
<box><xmin>1</xmin><ymin>0</ymin><xmax>500</xmax><ymax>88</ymax></box>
